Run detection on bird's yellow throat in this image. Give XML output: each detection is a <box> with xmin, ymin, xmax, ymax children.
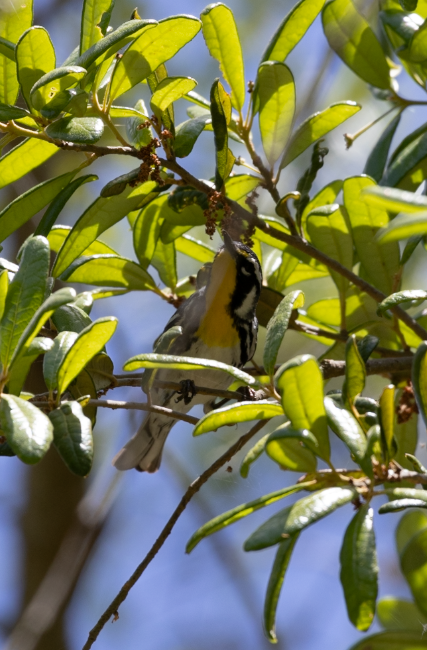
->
<box><xmin>196</xmin><ymin>250</ymin><xmax>239</xmax><ymax>348</ymax></box>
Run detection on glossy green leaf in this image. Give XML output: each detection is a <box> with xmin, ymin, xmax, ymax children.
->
<box><xmin>34</xmin><ymin>174</ymin><xmax>97</xmax><ymax>238</ymax></box>
<box><xmin>258</xmin><ymin>62</ymin><xmax>295</xmax><ymax>167</ymax></box>
<box><xmin>49</xmin><ymin>401</ymin><xmax>93</xmax><ymax>476</ymax></box>
<box><xmin>201</xmin><ymin>3</ymin><xmax>245</xmax><ymax>111</ymax></box>
<box><xmin>186</xmin><ymin>483</ymin><xmax>309</xmax><ymax>553</ymax></box>
<box><xmin>9</xmin><ymin>287</ymin><xmax>76</xmax><ymax>370</ymax></box>
<box><xmin>175</xmin><ymin>235</ymin><xmax>216</xmax><ymax>263</ymax></box>
<box><xmin>263</xmin><ymin>290</ymin><xmax>304</xmax><ymax>376</ymax></box>
<box><xmin>275</xmin><ymin>354</ymin><xmax>330</xmax><ymax>461</ymax></box>
<box><xmin>0</xmin><ymin>171</ymin><xmax>75</xmax><ymax>243</ymax></box>
<box><xmin>0</xmin><ymin>1</ymin><xmax>32</xmax><ymax>104</ymax></box>
<box><xmin>0</xmin><ymin>237</ymin><xmax>49</xmax><ymax>372</ymax></box>
<box><xmin>378</xmin><ymin>291</ymin><xmax>427</xmax><ymax>314</ymax></box>
<box><xmin>56</xmin><ymin>317</ymin><xmax>117</xmax><ymax>395</ymax></box>
<box><xmin>210</xmin><ymin>78</ymin><xmax>234</xmax><ymax>189</ymax></box>
<box><xmin>45</xmin><ymin>116</ymin><xmax>103</xmax><ymax>144</ymax></box>
<box><xmin>401</xmin><ymin>527</ymin><xmax>427</xmax><ymax>617</ymax></box>
<box><xmin>0</xmin><ymin>101</ymin><xmax>29</xmax><ymax>121</ymax></box>
<box><xmin>347</xmin><ymin>630</ymin><xmax>427</xmax><ymax>649</ymax></box>
<box><xmin>123</xmin><ymin>352</ymin><xmax>260</xmax><ymax>387</ymax></box>
<box><xmin>150</xmin><ymin>76</ymin><xmax>197</xmax><ymax>119</ymax></box>
<box><xmin>343</xmin><ymin>335</ymin><xmax>366</xmax><ymax>407</ymax></box>
<box><xmin>47</xmin><ymin>226</ymin><xmax>116</xmax><ymax>256</ymax></box>
<box><xmin>377</xmin><ymin>597</ymin><xmax>427</xmax><ymax>632</ymax></box>
<box><xmin>52</xmin><ymin>182</ymin><xmax>158</xmax><ymax>277</ymax></box>
<box><xmin>244</xmin><ymin>487</ymin><xmax>356</xmax><ymax>551</ymax></box>
<box><xmin>60</xmin><ymin>255</ymin><xmax>159</xmax><ymax>293</ymax></box>
<box><xmin>174</xmin><ymin>114</ymin><xmax>211</xmax><ymax>157</ymax></box>
<box><xmin>240</xmin><ymin>433</ymin><xmax>270</xmax><ymax>478</ymax></box>
<box><xmin>383</xmin><ymin>127</ymin><xmax>427</xmax><ymax>191</ymax></box>
<box><xmin>340</xmin><ymin>504</ymin><xmax>378</xmax><ymax>631</ymax></box>
<box><xmin>413</xmin><ymin>342</ymin><xmax>427</xmax><ymax>429</ymax></box>
<box><xmin>322</xmin><ymin>0</ymin><xmax>391</xmax><ymax>89</ymax></box>
<box><xmin>0</xmin><ymin>393</ymin><xmax>53</xmax><ymax>464</ymax></box>
<box><xmin>30</xmin><ymin>66</ymin><xmax>87</xmax><ymax>111</ymax></box>
<box><xmin>261</xmin><ymin>0</ymin><xmax>325</xmax><ymax>63</ymax></box>
<box><xmin>16</xmin><ymin>27</ymin><xmax>55</xmax><ymax>111</ymax></box>
<box><xmin>344</xmin><ymin>176</ymin><xmax>400</xmax><ymax>295</ymax></box>
<box><xmin>266</xmin><ymin>424</ymin><xmax>318</xmax><ymax>472</ymax></box>
<box><xmin>264</xmin><ymin>534</ymin><xmax>300</xmax><ymax>643</ymax></box>
<box><xmin>43</xmin><ymin>331</ymin><xmax>78</xmax><ymax>392</ymax></box>
<box><xmin>324</xmin><ymin>396</ymin><xmax>367</xmax><ymax>462</ymax></box>
<box><xmin>0</xmin><ymin>138</ymin><xmax>58</xmax><ymax>191</ymax></box>
<box><xmin>109</xmin><ymin>16</ymin><xmax>201</xmax><ymax>100</ymax></box>
<box><xmin>364</xmin><ymin>185</ymin><xmax>427</xmax><ymax>214</ymax></box>
<box><xmin>364</xmin><ymin>113</ymin><xmax>401</xmax><ymax>183</ymax></box>
<box><xmin>281</xmin><ymin>102</ymin><xmax>360</xmax><ymax>168</ymax></box>
<box><xmin>193</xmin><ymin>401</ymin><xmax>282</xmax><ymax>436</ymax></box>
<box><xmin>80</xmin><ymin>0</ymin><xmax>114</xmax><ymax>54</ymax></box>
<box><xmin>380</xmin><ymin>499</ymin><xmax>427</xmax><ymax>513</ymax></box>
<box><xmin>306</xmin><ymin>205</ymin><xmax>353</xmax><ymax>294</ymax></box>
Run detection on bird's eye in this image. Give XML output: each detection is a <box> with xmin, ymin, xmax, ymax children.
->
<box><xmin>241</xmin><ymin>267</ymin><xmax>251</xmax><ymax>276</ymax></box>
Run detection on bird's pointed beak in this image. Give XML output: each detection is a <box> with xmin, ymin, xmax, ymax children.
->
<box><xmin>222</xmin><ymin>230</ymin><xmax>238</xmax><ymax>258</ymax></box>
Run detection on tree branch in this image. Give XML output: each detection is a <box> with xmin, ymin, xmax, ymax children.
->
<box><xmin>81</xmin><ymin>420</ymin><xmax>268</xmax><ymax>650</ymax></box>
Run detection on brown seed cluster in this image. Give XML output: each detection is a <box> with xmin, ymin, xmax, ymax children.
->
<box><xmin>396</xmin><ymin>382</ymin><xmax>419</xmax><ymax>424</ymax></box>
<box><xmin>203</xmin><ymin>190</ymin><xmax>231</xmax><ymax>238</ymax></box>
<box><xmin>131</xmin><ymin>138</ymin><xmax>164</xmax><ymax>186</ymax></box>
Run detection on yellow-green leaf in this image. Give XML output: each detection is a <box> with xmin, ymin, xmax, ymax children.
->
<box><xmin>0</xmin><ymin>139</ymin><xmax>58</xmax><ymax>191</ymax></box>
<box><xmin>16</xmin><ymin>27</ymin><xmax>55</xmax><ymax>111</ymax></box>
<box><xmin>258</xmin><ymin>62</ymin><xmax>295</xmax><ymax>167</ymax></box>
<box><xmin>193</xmin><ymin>400</ymin><xmax>283</xmax><ymax>436</ymax></box>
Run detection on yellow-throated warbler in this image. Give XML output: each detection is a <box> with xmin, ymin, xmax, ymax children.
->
<box><xmin>113</xmin><ymin>232</ymin><xmax>262</xmax><ymax>472</ymax></box>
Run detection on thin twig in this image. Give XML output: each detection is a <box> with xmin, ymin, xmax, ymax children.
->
<box><xmin>320</xmin><ymin>356</ymin><xmax>413</xmax><ymax>379</ymax></box>
<box><xmin>81</xmin><ymin>420</ymin><xmax>268</xmax><ymax>650</ymax></box>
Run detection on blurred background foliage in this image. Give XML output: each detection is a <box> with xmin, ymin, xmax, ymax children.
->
<box><xmin>2</xmin><ymin>0</ymin><xmax>427</xmax><ymax>648</ymax></box>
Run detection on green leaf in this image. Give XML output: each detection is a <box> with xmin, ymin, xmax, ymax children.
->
<box><xmin>413</xmin><ymin>342</ymin><xmax>427</xmax><ymax>429</ymax></box>
<box><xmin>378</xmin><ymin>290</ymin><xmax>427</xmax><ymax>315</ymax></box>
<box><xmin>0</xmin><ymin>237</ymin><xmax>49</xmax><ymax>372</ymax></box>
<box><xmin>379</xmin><ymin>499</ymin><xmax>427</xmax><ymax>513</ymax></box>
<box><xmin>0</xmin><ymin>100</ymin><xmax>29</xmax><ymax>121</ymax></box>
<box><xmin>175</xmin><ymin>235</ymin><xmax>216</xmax><ymax>263</ymax></box>
<box><xmin>322</xmin><ymin>0</ymin><xmax>391</xmax><ymax>89</ymax></box>
<box><xmin>264</xmin><ymin>535</ymin><xmax>300</xmax><ymax>643</ymax></box>
<box><xmin>193</xmin><ymin>401</ymin><xmax>282</xmax><ymax>436</ymax></box>
<box><xmin>263</xmin><ymin>290</ymin><xmax>304</xmax><ymax>376</ymax></box>
<box><xmin>174</xmin><ymin>114</ymin><xmax>211</xmax><ymax>157</ymax></box>
<box><xmin>16</xmin><ymin>27</ymin><xmax>56</xmax><ymax>111</ymax></box>
<box><xmin>240</xmin><ymin>433</ymin><xmax>270</xmax><ymax>478</ymax></box>
<box><xmin>347</xmin><ymin>631</ymin><xmax>427</xmax><ymax>649</ymax></box>
<box><xmin>397</xmin><ymin>509</ymin><xmax>427</xmax><ymax>556</ymax></box>
<box><xmin>0</xmin><ymin>1</ymin><xmax>32</xmax><ymax>104</ymax></box>
<box><xmin>0</xmin><ymin>393</ymin><xmax>53</xmax><ymax>464</ymax></box>
<box><xmin>45</xmin><ymin>116</ymin><xmax>103</xmax><ymax>144</ymax></box>
<box><xmin>257</xmin><ymin>62</ymin><xmax>295</xmax><ymax>167</ymax></box>
<box><xmin>324</xmin><ymin>396</ymin><xmax>367</xmax><ymax>462</ymax></box>
<box><xmin>151</xmin><ymin>238</ymin><xmax>177</xmax><ymax>289</ymax></box>
<box><xmin>109</xmin><ymin>16</ymin><xmax>201</xmax><ymax>100</ymax></box>
<box><xmin>47</xmin><ymin>226</ymin><xmax>116</xmax><ymax>256</ymax></box>
<box><xmin>0</xmin><ymin>270</ymin><xmax>8</xmax><ymax>321</ymax></box>
<box><xmin>201</xmin><ymin>3</ymin><xmax>245</xmax><ymax>111</ymax></box>
<box><xmin>8</xmin><ymin>336</ymin><xmax>54</xmax><ymax>396</ymax></box>
<box><xmin>0</xmin><ymin>171</ymin><xmax>76</xmax><ymax>243</ymax></box>
<box><xmin>56</xmin><ymin>317</ymin><xmax>117</xmax><ymax>395</ymax></box>
<box><xmin>60</xmin><ymin>255</ymin><xmax>159</xmax><ymax>292</ymax></box>
<box><xmin>9</xmin><ymin>287</ymin><xmax>76</xmax><ymax>370</ymax></box>
<box><xmin>43</xmin><ymin>331</ymin><xmax>78</xmax><ymax>392</ymax></box>
<box><xmin>133</xmin><ymin>202</ymin><xmax>163</xmax><ymax>269</ymax></box>
<box><xmin>340</xmin><ymin>504</ymin><xmax>378</xmax><ymax>631</ymax></box>
<box><xmin>150</xmin><ymin>76</ymin><xmax>197</xmax><ymax>120</ymax></box>
<box><xmin>280</xmin><ymin>102</ymin><xmax>360</xmax><ymax>168</ymax></box>
<box><xmin>377</xmin><ymin>597</ymin><xmax>427</xmax><ymax>632</ymax></box>
<box><xmin>306</xmin><ymin>205</ymin><xmax>353</xmax><ymax>294</ymax></box>
<box><xmin>275</xmin><ymin>354</ymin><xmax>330</xmax><ymax>461</ymax></box>
<box><xmin>364</xmin><ymin>185</ymin><xmax>427</xmax><ymax>214</ymax></box>
<box><xmin>364</xmin><ymin>113</ymin><xmax>401</xmax><ymax>183</ymax></box>
<box><xmin>68</xmin><ymin>369</ymin><xmax>97</xmax><ymax>425</ymax></box>
<box><xmin>244</xmin><ymin>487</ymin><xmax>356</xmax><ymax>550</ymax></box>
<box><xmin>80</xmin><ymin>0</ymin><xmax>114</xmax><ymax>55</ymax></box>
<box><xmin>0</xmin><ymin>37</ymin><xmax>15</xmax><ymax>63</ymax></box>
<box><xmin>49</xmin><ymin>401</ymin><xmax>93</xmax><ymax>476</ymax></box>
<box><xmin>261</xmin><ymin>0</ymin><xmax>325</xmax><ymax>64</ymax></box>
<box><xmin>401</xmin><ymin>527</ymin><xmax>427</xmax><ymax>617</ymax></box>
<box><xmin>0</xmin><ymin>138</ymin><xmax>58</xmax><ymax>191</ymax></box>
<box><xmin>408</xmin><ymin>19</ymin><xmax>427</xmax><ymax>62</ymax></box>
<box><xmin>34</xmin><ymin>174</ymin><xmax>98</xmax><ymax>238</ymax></box>
<box><xmin>383</xmin><ymin>126</ymin><xmax>427</xmax><ymax>191</ymax></box>
<box><xmin>52</xmin><ymin>304</ymin><xmax>92</xmax><ymax>335</ymax></box>
<box><xmin>344</xmin><ymin>176</ymin><xmax>400</xmax><ymax>295</ymax></box>
<box><xmin>123</xmin><ymin>352</ymin><xmax>260</xmax><ymax>386</ymax></box>
<box><xmin>300</xmin><ymin>179</ymin><xmax>343</xmax><ymax>235</ymax></box>
<box><xmin>265</xmin><ymin>424</ymin><xmax>318</xmax><ymax>472</ymax></box>
<box><xmin>210</xmin><ymin>78</ymin><xmax>234</xmax><ymax>189</ymax></box>
<box><xmin>186</xmin><ymin>482</ymin><xmax>309</xmax><ymax>552</ymax></box>
<box><xmin>30</xmin><ymin>66</ymin><xmax>87</xmax><ymax>111</ymax></box>
<box><xmin>343</xmin><ymin>334</ymin><xmax>366</xmax><ymax>407</ymax></box>
<box><xmin>125</xmin><ymin>98</ymin><xmax>153</xmax><ymax>150</ymax></box>
<box><xmin>376</xmin><ymin>211</ymin><xmax>427</xmax><ymax>243</ymax></box>
<box><xmin>52</xmin><ymin>182</ymin><xmax>158</xmax><ymax>277</ymax></box>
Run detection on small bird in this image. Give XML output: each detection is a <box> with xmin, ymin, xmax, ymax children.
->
<box><xmin>113</xmin><ymin>232</ymin><xmax>262</xmax><ymax>472</ymax></box>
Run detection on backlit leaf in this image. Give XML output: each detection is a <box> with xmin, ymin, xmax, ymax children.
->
<box><xmin>16</xmin><ymin>27</ymin><xmax>55</xmax><ymax>110</ymax></box>
<box><xmin>60</xmin><ymin>255</ymin><xmax>159</xmax><ymax>293</ymax></box>
<box><xmin>0</xmin><ymin>139</ymin><xmax>58</xmax><ymax>191</ymax></box>
<box><xmin>258</xmin><ymin>62</ymin><xmax>295</xmax><ymax>167</ymax></box>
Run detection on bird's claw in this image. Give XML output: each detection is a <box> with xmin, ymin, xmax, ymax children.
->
<box><xmin>175</xmin><ymin>379</ymin><xmax>197</xmax><ymax>405</ymax></box>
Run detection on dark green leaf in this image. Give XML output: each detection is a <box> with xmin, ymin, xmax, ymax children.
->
<box><xmin>45</xmin><ymin>116</ymin><xmax>104</xmax><ymax>144</ymax></box>
<box><xmin>412</xmin><ymin>342</ymin><xmax>427</xmax><ymax>429</ymax></box>
<box><xmin>347</xmin><ymin>630</ymin><xmax>427</xmax><ymax>649</ymax></box>
<box><xmin>0</xmin><ymin>394</ymin><xmax>53</xmax><ymax>464</ymax></box>
<box><xmin>240</xmin><ymin>433</ymin><xmax>270</xmax><ymax>478</ymax></box>
<box><xmin>324</xmin><ymin>396</ymin><xmax>367</xmax><ymax>462</ymax></box>
<box><xmin>49</xmin><ymin>401</ymin><xmax>93</xmax><ymax>476</ymax></box>
<box><xmin>174</xmin><ymin>114</ymin><xmax>210</xmax><ymax>157</ymax></box>
<box><xmin>43</xmin><ymin>331</ymin><xmax>78</xmax><ymax>391</ymax></box>
<box><xmin>378</xmin><ymin>290</ymin><xmax>427</xmax><ymax>315</ymax></box>
<box><xmin>364</xmin><ymin>113</ymin><xmax>401</xmax><ymax>183</ymax></box>
<box><xmin>263</xmin><ymin>290</ymin><xmax>304</xmax><ymax>376</ymax></box>
<box><xmin>400</xmin><ymin>527</ymin><xmax>427</xmax><ymax>617</ymax></box>
<box><xmin>396</xmin><ymin>509</ymin><xmax>427</xmax><ymax>556</ymax></box>
<box><xmin>343</xmin><ymin>335</ymin><xmax>366</xmax><ymax>407</ymax></box>
<box><xmin>264</xmin><ymin>535</ymin><xmax>300</xmax><ymax>642</ymax></box>
<box><xmin>210</xmin><ymin>78</ymin><xmax>234</xmax><ymax>190</ymax></box>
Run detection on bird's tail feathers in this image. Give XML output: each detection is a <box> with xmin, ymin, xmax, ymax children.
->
<box><xmin>112</xmin><ymin>413</ymin><xmax>173</xmax><ymax>472</ymax></box>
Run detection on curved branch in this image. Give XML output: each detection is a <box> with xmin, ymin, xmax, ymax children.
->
<box><xmin>81</xmin><ymin>420</ymin><xmax>268</xmax><ymax>650</ymax></box>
